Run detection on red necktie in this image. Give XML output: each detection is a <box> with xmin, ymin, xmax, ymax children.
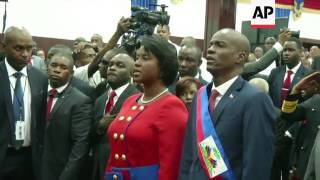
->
<box><xmin>104</xmin><ymin>91</ymin><xmax>116</xmax><ymax>114</ymax></box>
<box><xmin>281</xmin><ymin>70</ymin><xmax>293</xmax><ymax>102</ymax></box>
<box><xmin>46</xmin><ymin>89</ymin><xmax>58</xmax><ymax>121</ymax></box>
<box><xmin>28</xmin><ymin>58</ymin><xmax>32</xmax><ymax>65</ymax></box>
<box><xmin>209</xmin><ymin>89</ymin><xmax>220</xmax><ymax>113</ymax></box>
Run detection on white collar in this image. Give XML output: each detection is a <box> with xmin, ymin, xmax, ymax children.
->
<box><xmin>48</xmin><ymin>82</ymin><xmax>69</xmax><ymax>94</ymax></box>
<box><xmin>110</xmin><ymin>83</ymin><xmax>130</xmax><ymax>97</ymax></box>
<box><xmin>211</xmin><ymin>76</ymin><xmax>238</xmax><ymax>96</ymax></box>
<box><xmin>286</xmin><ymin>62</ymin><xmax>301</xmax><ymax>74</ymax></box>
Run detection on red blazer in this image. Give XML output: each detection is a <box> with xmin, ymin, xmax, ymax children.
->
<box><xmin>106</xmin><ymin>93</ymin><xmax>188</xmax><ymax>180</ymax></box>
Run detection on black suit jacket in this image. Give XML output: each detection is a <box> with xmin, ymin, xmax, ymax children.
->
<box><xmin>41</xmin><ymin>85</ymin><xmax>93</xmax><ymax>180</ymax></box>
<box><xmin>91</xmin><ymin>84</ymin><xmax>139</xmax><ymax>180</ymax></box>
<box><xmin>0</xmin><ymin>62</ymin><xmax>47</xmax><ymax>180</ymax></box>
<box><xmin>168</xmin><ymin>74</ymin><xmax>208</xmax><ymax>94</ymax></box>
<box><xmin>70</xmin><ymin>77</ymin><xmax>96</xmax><ymax>100</ymax></box>
<box><xmin>281</xmin><ymin>94</ymin><xmax>320</xmax><ymax>179</ymax></box>
<box><xmin>268</xmin><ymin>64</ymin><xmax>311</xmax><ymax>108</ymax></box>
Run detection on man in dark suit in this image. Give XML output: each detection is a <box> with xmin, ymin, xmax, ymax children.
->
<box><xmin>280</xmin><ymin>71</ymin><xmax>320</xmax><ymax>179</ymax></box>
<box><xmin>42</xmin><ymin>51</ymin><xmax>93</xmax><ymax>180</ymax></box>
<box><xmin>0</xmin><ymin>26</ymin><xmax>48</xmax><ymax>180</ymax></box>
<box><xmin>47</xmin><ymin>44</ymin><xmax>96</xmax><ymax>100</ymax></box>
<box><xmin>268</xmin><ymin>37</ymin><xmax>311</xmax><ymax>180</ymax></box>
<box><xmin>268</xmin><ymin>37</ymin><xmax>310</xmax><ymax>108</ymax></box>
<box><xmin>179</xmin><ymin>29</ymin><xmax>276</xmax><ymax>180</ymax></box>
<box><xmin>91</xmin><ymin>53</ymin><xmax>139</xmax><ymax>180</ymax></box>
<box><xmin>178</xmin><ymin>45</ymin><xmax>208</xmax><ymax>85</ymax></box>
<box><xmin>169</xmin><ymin>45</ymin><xmax>208</xmax><ymax>93</ymax></box>
<box><xmin>93</xmin><ymin>47</ymin><xmax>129</xmax><ymax>97</ymax></box>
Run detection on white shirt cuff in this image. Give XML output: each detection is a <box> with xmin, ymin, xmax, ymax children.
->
<box><xmin>273</xmin><ymin>42</ymin><xmax>283</xmax><ymax>54</ymax></box>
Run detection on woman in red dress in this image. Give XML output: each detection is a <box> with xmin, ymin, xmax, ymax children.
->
<box><xmin>105</xmin><ymin>35</ymin><xmax>188</xmax><ymax>180</ymax></box>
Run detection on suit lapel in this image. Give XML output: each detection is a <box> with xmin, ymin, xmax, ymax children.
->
<box><xmin>0</xmin><ymin>62</ymin><xmax>15</xmax><ymax>130</ymax></box>
<box><xmin>97</xmin><ymin>87</ymin><xmax>110</xmax><ymax>117</ymax></box>
<box><xmin>290</xmin><ymin>65</ymin><xmax>306</xmax><ymax>89</ymax></box>
<box><xmin>110</xmin><ymin>84</ymin><xmax>138</xmax><ymax>115</ymax></box>
<box><xmin>214</xmin><ymin>77</ymin><xmax>244</xmax><ymax>125</ymax></box>
<box><xmin>50</xmin><ymin>85</ymin><xmax>72</xmax><ymax>117</ymax></box>
<box><xmin>276</xmin><ymin>66</ymin><xmax>286</xmax><ymax>94</ymax></box>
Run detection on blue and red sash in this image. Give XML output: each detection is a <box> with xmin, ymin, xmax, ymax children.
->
<box><xmin>196</xmin><ymin>86</ymin><xmax>236</xmax><ymax>180</ymax></box>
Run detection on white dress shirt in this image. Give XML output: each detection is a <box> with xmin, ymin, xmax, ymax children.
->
<box><xmin>5</xmin><ymin>59</ymin><xmax>31</xmax><ymax>147</ymax></box>
<box><xmin>104</xmin><ymin>83</ymin><xmax>130</xmax><ymax>114</ymax></box>
<box><xmin>47</xmin><ymin>83</ymin><xmax>69</xmax><ymax>112</ymax></box>
<box><xmin>284</xmin><ymin>62</ymin><xmax>302</xmax><ymax>82</ymax></box>
<box><xmin>74</xmin><ymin>63</ymin><xmax>103</xmax><ymax>87</ymax></box>
<box><xmin>211</xmin><ymin>76</ymin><xmax>238</xmax><ymax>108</ymax></box>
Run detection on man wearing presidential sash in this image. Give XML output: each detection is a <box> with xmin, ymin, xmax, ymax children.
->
<box><xmin>179</xmin><ymin>29</ymin><xmax>276</xmax><ymax>180</ymax></box>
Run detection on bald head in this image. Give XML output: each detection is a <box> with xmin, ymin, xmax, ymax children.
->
<box><xmin>206</xmin><ymin>29</ymin><xmax>250</xmax><ymax>83</ymax></box>
<box><xmin>106</xmin><ymin>53</ymin><xmax>134</xmax><ymax>89</ymax></box>
<box><xmin>113</xmin><ymin>53</ymin><xmax>134</xmax><ymax>73</ymax></box>
<box><xmin>215</xmin><ymin>28</ymin><xmax>250</xmax><ymax>58</ymax></box>
<box><xmin>249</xmin><ymin>78</ymin><xmax>269</xmax><ymax>94</ymax></box>
<box><xmin>2</xmin><ymin>26</ymin><xmax>33</xmax><ymax>71</ymax></box>
<box><xmin>3</xmin><ymin>26</ymin><xmax>32</xmax><ymax>44</ymax></box>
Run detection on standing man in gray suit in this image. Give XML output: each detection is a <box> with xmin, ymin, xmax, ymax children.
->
<box><xmin>42</xmin><ymin>51</ymin><xmax>93</xmax><ymax>180</ymax></box>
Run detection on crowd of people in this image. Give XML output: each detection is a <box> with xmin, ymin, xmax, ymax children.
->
<box><xmin>0</xmin><ymin>16</ymin><xmax>320</xmax><ymax>180</ymax></box>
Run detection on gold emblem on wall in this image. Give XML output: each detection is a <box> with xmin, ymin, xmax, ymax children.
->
<box><xmin>171</xmin><ymin>0</ymin><xmax>183</xmax><ymax>5</ymax></box>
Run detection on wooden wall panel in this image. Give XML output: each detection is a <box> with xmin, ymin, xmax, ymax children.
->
<box><xmin>204</xmin><ymin>0</ymin><xmax>237</xmax><ymax>55</ymax></box>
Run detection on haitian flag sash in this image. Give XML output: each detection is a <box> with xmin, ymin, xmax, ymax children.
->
<box><xmin>196</xmin><ymin>86</ymin><xmax>236</xmax><ymax>180</ymax></box>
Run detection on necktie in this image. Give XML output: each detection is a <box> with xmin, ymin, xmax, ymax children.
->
<box><xmin>12</xmin><ymin>72</ymin><xmax>24</xmax><ymax>148</ymax></box>
<box><xmin>281</xmin><ymin>70</ymin><xmax>293</xmax><ymax>103</ymax></box>
<box><xmin>209</xmin><ymin>89</ymin><xmax>220</xmax><ymax>114</ymax></box>
<box><xmin>105</xmin><ymin>91</ymin><xmax>116</xmax><ymax>114</ymax></box>
<box><xmin>46</xmin><ymin>89</ymin><xmax>58</xmax><ymax>121</ymax></box>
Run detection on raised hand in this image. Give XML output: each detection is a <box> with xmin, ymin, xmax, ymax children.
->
<box><xmin>278</xmin><ymin>28</ymin><xmax>292</xmax><ymax>46</ymax></box>
<box><xmin>291</xmin><ymin>71</ymin><xmax>320</xmax><ymax>96</ymax></box>
<box><xmin>116</xmin><ymin>17</ymin><xmax>131</xmax><ymax>35</ymax></box>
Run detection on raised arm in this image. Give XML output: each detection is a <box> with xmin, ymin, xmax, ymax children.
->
<box><xmin>87</xmin><ymin>17</ymin><xmax>131</xmax><ymax>78</ymax></box>
<box><xmin>241</xmin><ymin>29</ymin><xmax>291</xmax><ymax>79</ymax></box>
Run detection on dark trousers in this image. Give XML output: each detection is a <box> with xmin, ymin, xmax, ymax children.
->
<box><xmin>0</xmin><ymin>147</ymin><xmax>34</xmax><ymax>180</ymax></box>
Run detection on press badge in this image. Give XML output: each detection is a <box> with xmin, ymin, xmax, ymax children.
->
<box><xmin>15</xmin><ymin>121</ymin><xmax>25</xmax><ymax>140</ymax></box>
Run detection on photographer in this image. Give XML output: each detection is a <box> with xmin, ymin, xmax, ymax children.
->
<box><xmin>73</xmin><ymin>17</ymin><xmax>131</xmax><ymax>87</ymax></box>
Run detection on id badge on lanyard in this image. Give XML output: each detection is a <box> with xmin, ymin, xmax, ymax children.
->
<box><xmin>15</xmin><ymin>108</ymin><xmax>25</xmax><ymax>140</ymax></box>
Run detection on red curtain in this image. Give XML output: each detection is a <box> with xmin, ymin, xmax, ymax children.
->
<box><xmin>276</xmin><ymin>0</ymin><xmax>320</xmax><ymax>10</ymax></box>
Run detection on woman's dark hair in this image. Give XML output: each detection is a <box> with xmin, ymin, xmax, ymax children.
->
<box><xmin>175</xmin><ymin>77</ymin><xmax>202</xmax><ymax>98</ymax></box>
<box><xmin>136</xmin><ymin>34</ymin><xmax>178</xmax><ymax>86</ymax></box>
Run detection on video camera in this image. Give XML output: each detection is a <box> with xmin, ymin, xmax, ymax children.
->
<box><xmin>120</xmin><ymin>4</ymin><xmax>170</xmax><ymax>53</ymax></box>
